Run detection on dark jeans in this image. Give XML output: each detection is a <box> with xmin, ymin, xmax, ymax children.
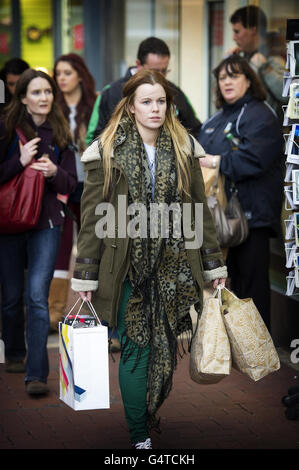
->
<box><xmin>227</xmin><ymin>227</ymin><xmax>272</xmax><ymax>331</ymax></box>
<box><xmin>0</xmin><ymin>227</ymin><xmax>61</xmax><ymax>382</ymax></box>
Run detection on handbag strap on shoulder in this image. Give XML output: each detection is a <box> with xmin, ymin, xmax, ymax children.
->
<box><xmin>213</xmin><ymin>165</ymin><xmax>221</xmax><ymax>189</ymax></box>
<box><xmin>15</xmin><ymin>127</ymin><xmax>28</xmax><ymax>145</ymax></box>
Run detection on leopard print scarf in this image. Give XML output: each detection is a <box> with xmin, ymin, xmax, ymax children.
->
<box><xmin>114</xmin><ymin>117</ymin><xmax>200</xmax><ymax>427</ymax></box>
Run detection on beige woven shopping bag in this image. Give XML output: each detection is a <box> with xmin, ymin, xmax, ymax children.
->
<box><xmin>190</xmin><ymin>290</ymin><xmax>231</xmax><ymax>384</ymax></box>
<box><xmin>220</xmin><ymin>288</ymin><xmax>280</xmax><ymax>381</ymax></box>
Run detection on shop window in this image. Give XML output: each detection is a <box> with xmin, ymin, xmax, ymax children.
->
<box><xmin>208</xmin><ymin>1</ymin><xmax>224</xmax><ymax>115</ymax></box>
<box><xmin>125</xmin><ymin>0</ymin><xmax>179</xmax><ymax>85</ymax></box>
<box><xmin>20</xmin><ymin>0</ymin><xmax>53</xmax><ymax>72</ymax></box>
<box><xmin>61</xmin><ymin>0</ymin><xmax>84</xmax><ymax>56</ymax></box>
<box><xmin>0</xmin><ymin>0</ymin><xmax>13</xmax><ymax>69</ymax></box>
<box><xmin>255</xmin><ymin>0</ymin><xmax>298</xmax><ymax>59</ymax></box>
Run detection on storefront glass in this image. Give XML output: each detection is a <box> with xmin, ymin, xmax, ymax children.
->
<box><xmin>20</xmin><ymin>0</ymin><xmax>53</xmax><ymax>72</ymax></box>
<box><xmin>125</xmin><ymin>0</ymin><xmax>180</xmax><ymax>85</ymax></box>
<box><xmin>61</xmin><ymin>0</ymin><xmax>84</xmax><ymax>57</ymax></box>
<box><xmin>256</xmin><ymin>0</ymin><xmax>298</xmax><ymax>56</ymax></box>
<box><xmin>208</xmin><ymin>1</ymin><xmax>224</xmax><ymax>115</ymax></box>
<box><xmin>0</xmin><ymin>0</ymin><xmax>13</xmax><ymax>69</ymax></box>
<box><xmin>207</xmin><ymin>0</ymin><xmax>298</xmax><ymax>115</ymax></box>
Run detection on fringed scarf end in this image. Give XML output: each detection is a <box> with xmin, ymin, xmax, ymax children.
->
<box><xmin>177</xmin><ymin>328</ymin><xmax>193</xmax><ymax>359</ymax></box>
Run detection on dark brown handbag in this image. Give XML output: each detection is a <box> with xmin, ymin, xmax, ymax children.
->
<box><xmin>207</xmin><ymin>172</ymin><xmax>249</xmax><ymax>248</ymax></box>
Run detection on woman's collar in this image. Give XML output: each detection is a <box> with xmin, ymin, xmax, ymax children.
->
<box><xmin>222</xmin><ymin>92</ymin><xmax>253</xmax><ymax>111</ymax></box>
<box><xmin>26</xmin><ymin>111</ymin><xmax>51</xmax><ymax>130</ymax></box>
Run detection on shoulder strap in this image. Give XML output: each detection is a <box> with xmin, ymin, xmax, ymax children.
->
<box><xmin>15</xmin><ymin>127</ymin><xmax>28</xmax><ymax>145</ymax></box>
<box><xmin>54</xmin><ymin>144</ymin><xmax>61</xmax><ymax>163</ymax></box>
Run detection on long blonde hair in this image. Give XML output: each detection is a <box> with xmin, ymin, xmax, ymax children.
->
<box><xmin>99</xmin><ymin>69</ymin><xmax>192</xmax><ymax>198</ymax></box>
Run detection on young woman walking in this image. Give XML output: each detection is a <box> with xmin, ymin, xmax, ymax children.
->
<box><xmin>71</xmin><ymin>69</ymin><xmax>227</xmax><ymax>448</ymax></box>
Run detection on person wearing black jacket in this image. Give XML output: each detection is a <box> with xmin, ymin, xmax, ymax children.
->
<box><xmin>87</xmin><ymin>37</ymin><xmax>201</xmax><ymax>143</ymax></box>
<box><xmin>197</xmin><ymin>55</ymin><xmax>283</xmax><ymax>331</ymax></box>
<box><xmin>0</xmin><ymin>58</ymin><xmax>29</xmax><ymax>117</ymax></box>
<box><xmin>0</xmin><ymin>69</ymin><xmax>77</xmax><ymax>393</ymax></box>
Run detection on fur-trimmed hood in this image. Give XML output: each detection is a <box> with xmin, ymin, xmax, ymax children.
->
<box><xmin>81</xmin><ymin>125</ymin><xmax>206</xmax><ymax>164</ymax></box>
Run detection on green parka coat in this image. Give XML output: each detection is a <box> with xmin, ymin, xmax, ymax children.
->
<box><xmin>71</xmin><ymin>125</ymin><xmax>227</xmax><ymax>326</ymax></box>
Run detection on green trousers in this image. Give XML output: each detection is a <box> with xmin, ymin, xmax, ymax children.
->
<box><xmin>117</xmin><ymin>280</ymin><xmax>150</xmax><ymax>444</ymax></box>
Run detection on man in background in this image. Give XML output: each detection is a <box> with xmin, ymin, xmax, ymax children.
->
<box><xmin>86</xmin><ymin>36</ymin><xmax>201</xmax><ymax>144</ymax></box>
<box><xmin>0</xmin><ymin>58</ymin><xmax>29</xmax><ymax>117</ymax></box>
<box><xmin>229</xmin><ymin>5</ymin><xmax>286</xmax><ymax>121</ymax></box>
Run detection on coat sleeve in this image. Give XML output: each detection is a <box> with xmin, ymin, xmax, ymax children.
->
<box><xmin>0</xmin><ymin>124</ymin><xmax>24</xmax><ymax>185</ymax></box>
<box><xmin>189</xmin><ymin>144</ymin><xmax>227</xmax><ymax>281</ymax></box>
<box><xmin>46</xmin><ymin>145</ymin><xmax>77</xmax><ymax>195</ymax></box>
<box><xmin>0</xmin><ymin>149</ymin><xmax>24</xmax><ymax>185</ymax></box>
<box><xmin>174</xmin><ymin>88</ymin><xmax>202</xmax><ymax>137</ymax></box>
<box><xmin>71</xmin><ymin>159</ymin><xmax>105</xmax><ymax>292</ymax></box>
<box><xmin>220</xmin><ymin>104</ymin><xmax>283</xmax><ymax>182</ymax></box>
<box><xmin>85</xmin><ymin>94</ymin><xmax>102</xmax><ymax>146</ymax></box>
<box><xmin>93</xmin><ymin>84</ymin><xmax>112</xmax><ymax>139</ymax></box>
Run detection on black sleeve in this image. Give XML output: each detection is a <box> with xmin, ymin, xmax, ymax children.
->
<box><xmin>93</xmin><ymin>88</ymin><xmax>113</xmax><ymax>139</ymax></box>
<box><xmin>220</xmin><ymin>106</ymin><xmax>283</xmax><ymax>182</ymax></box>
<box><xmin>0</xmin><ymin>122</ymin><xmax>24</xmax><ymax>185</ymax></box>
<box><xmin>172</xmin><ymin>85</ymin><xmax>202</xmax><ymax>137</ymax></box>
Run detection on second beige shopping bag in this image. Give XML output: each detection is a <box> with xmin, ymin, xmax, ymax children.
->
<box><xmin>220</xmin><ymin>288</ymin><xmax>280</xmax><ymax>381</ymax></box>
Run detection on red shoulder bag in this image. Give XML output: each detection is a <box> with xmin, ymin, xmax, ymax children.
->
<box><xmin>0</xmin><ymin>128</ymin><xmax>45</xmax><ymax>234</ymax></box>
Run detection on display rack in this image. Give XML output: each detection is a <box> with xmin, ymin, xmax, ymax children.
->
<box><xmin>283</xmin><ymin>20</ymin><xmax>299</xmax><ymax>296</ymax></box>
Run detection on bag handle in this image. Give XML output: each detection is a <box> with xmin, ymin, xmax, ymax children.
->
<box><xmin>222</xmin><ymin>286</ymin><xmax>238</xmax><ymax>300</ymax></box>
<box><xmin>216</xmin><ymin>286</ymin><xmax>239</xmax><ymax>306</ymax></box>
<box><xmin>86</xmin><ymin>300</ymin><xmax>102</xmax><ymax>325</ymax></box>
<box><xmin>212</xmin><ymin>285</ymin><xmax>223</xmax><ymax>305</ymax></box>
<box><xmin>6</xmin><ymin>128</ymin><xmax>28</xmax><ymax>161</ymax></box>
<box><xmin>63</xmin><ymin>297</ymin><xmax>102</xmax><ymax>326</ymax></box>
<box><xmin>15</xmin><ymin>128</ymin><xmax>28</xmax><ymax>145</ymax></box>
<box><xmin>212</xmin><ymin>164</ymin><xmax>221</xmax><ymax>190</ymax></box>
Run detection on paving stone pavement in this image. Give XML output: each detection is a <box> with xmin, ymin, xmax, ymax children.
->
<box><xmin>1</xmin><ymin>288</ymin><xmax>298</xmax><ymax>451</ymax></box>
<box><xmin>0</xmin><ymin>334</ymin><xmax>298</xmax><ymax>450</ymax></box>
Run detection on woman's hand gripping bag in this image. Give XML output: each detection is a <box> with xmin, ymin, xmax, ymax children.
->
<box><xmin>190</xmin><ymin>290</ymin><xmax>231</xmax><ymax>384</ymax></box>
<box><xmin>220</xmin><ymin>288</ymin><xmax>280</xmax><ymax>381</ymax></box>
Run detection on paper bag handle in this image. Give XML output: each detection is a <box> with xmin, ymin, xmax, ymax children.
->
<box><xmin>86</xmin><ymin>300</ymin><xmax>102</xmax><ymax>325</ymax></box>
<box><xmin>63</xmin><ymin>297</ymin><xmax>102</xmax><ymax>326</ymax></box>
<box><xmin>212</xmin><ymin>285</ymin><xmax>223</xmax><ymax>305</ymax></box>
<box><xmin>222</xmin><ymin>286</ymin><xmax>239</xmax><ymax>300</ymax></box>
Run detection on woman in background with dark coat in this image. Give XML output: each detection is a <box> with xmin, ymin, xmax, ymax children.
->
<box><xmin>47</xmin><ymin>54</ymin><xmax>97</xmax><ymax>331</ymax></box>
<box><xmin>0</xmin><ymin>58</ymin><xmax>29</xmax><ymax>116</ymax></box>
<box><xmin>197</xmin><ymin>55</ymin><xmax>283</xmax><ymax>330</ymax></box>
<box><xmin>0</xmin><ymin>69</ymin><xmax>77</xmax><ymax>393</ymax></box>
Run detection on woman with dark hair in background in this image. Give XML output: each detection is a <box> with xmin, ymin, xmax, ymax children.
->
<box><xmin>0</xmin><ymin>69</ymin><xmax>77</xmax><ymax>393</ymax></box>
<box><xmin>0</xmin><ymin>58</ymin><xmax>29</xmax><ymax>116</ymax></box>
<box><xmin>48</xmin><ymin>54</ymin><xmax>97</xmax><ymax>330</ymax></box>
<box><xmin>197</xmin><ymin>55</ymin><xmax>283</xmax><ymax>331</ymax></box>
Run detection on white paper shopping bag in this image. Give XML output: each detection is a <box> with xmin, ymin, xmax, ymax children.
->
<box><xmin>59</xmin><ymin>299</ymin><xmax>110</xmax><ymax>411</ymax></box>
